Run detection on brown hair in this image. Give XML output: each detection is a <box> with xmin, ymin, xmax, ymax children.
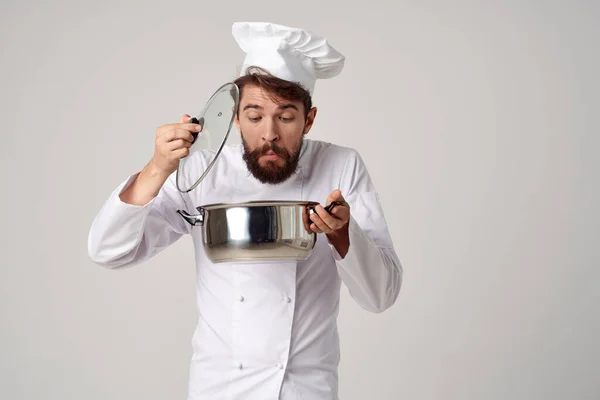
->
<box><xmin>233</xmin><ymin>66</ymin><xmax>313</xmax><ymax>120</ymax></box>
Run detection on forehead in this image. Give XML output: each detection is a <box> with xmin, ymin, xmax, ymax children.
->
<box><xmin>240</xmin><ymin>84</ymin><xmax>300</xmax><ymax>108</ymax></box>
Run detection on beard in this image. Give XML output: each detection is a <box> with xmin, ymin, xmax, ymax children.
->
<box><xmin>241</xmin><ymin>134</ymin><xmax>303</xmax><ymax>185</ymax></box>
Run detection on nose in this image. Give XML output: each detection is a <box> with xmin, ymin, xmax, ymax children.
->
<box><xmin>262</xmin><ymin>118</ymin><xmax>279</xmax><ymax>142</ymax></box>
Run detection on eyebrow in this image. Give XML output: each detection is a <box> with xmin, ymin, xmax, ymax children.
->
<box><xmin>243</xmin><ymin>103</ymin><xmax>299</xmax><ymax>112</ymax></box>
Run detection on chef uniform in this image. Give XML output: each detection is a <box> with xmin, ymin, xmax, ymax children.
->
<box><xmin>88</xmin><ymin>22</ymin><xmax>403</xmax><ymax>400</ymax></box>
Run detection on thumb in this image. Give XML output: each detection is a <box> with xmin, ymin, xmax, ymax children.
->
<box><xmin>326</xmin><ymin>189</ymin><xmax>344</xmax><ymax>205</ymax></box>
<box><xmin>179</xmin><ymin>114</ymin><xmax>192</xmax><ymax>123</ymax></box>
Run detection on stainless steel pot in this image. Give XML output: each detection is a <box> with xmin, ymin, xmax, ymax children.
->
<box><xmin>177</xmin><ymin>201</ymin><xmax>340</xmax><ymax>263</ymax></box>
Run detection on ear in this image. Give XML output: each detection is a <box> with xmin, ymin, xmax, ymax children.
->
<box><xmin>234</xmin><ymin>108</ymin><xmax>241</xmax><ymax>132</ymax></box>
<box><xmin>303</xmin><ymin>107</ymin><xmax>317</xmax><ymax>135</ymax></box>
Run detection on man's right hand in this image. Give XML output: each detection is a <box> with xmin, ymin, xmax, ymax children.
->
<box><xmin>150</xmin><ymin>114</ymin><xmax>202</xmax><ymax>176</ymax></box>
<box><xmin>119</xmin><ymin>114</ymin><xmax>201</xmax><ymax>206</ymax></box>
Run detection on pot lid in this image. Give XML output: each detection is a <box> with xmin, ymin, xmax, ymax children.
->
<box><xmin>176</xmin><ymin>82</ymin><xmax>240</xmax><ymax>193</ymax></box>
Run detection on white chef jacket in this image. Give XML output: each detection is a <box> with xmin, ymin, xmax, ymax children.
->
<box><xmin>88</xmin><ymin>138</ymin><xmax>402</xmax><ymax>400</ymax></box>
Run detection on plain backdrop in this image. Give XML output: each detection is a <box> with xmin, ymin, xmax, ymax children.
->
<box><xmin>1</xmin><ymin>1</ymin><xmax>598</xmax><ymax>399</ymax></box>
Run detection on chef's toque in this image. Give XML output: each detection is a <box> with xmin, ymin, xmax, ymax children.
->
<box><xmin>232</xmin><ymin>22</ymin><xmax>345</xmax><ymax>95</ymax></box>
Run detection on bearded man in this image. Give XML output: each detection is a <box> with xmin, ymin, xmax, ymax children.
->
<box><xmin>88</xmin><ymin>21</ymin><xmax>402</xmax><ymax>400</ymax></box>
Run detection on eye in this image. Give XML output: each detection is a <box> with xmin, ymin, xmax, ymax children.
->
<box><xmin>280</xmin><ymin>116</ymin><xmax>294</xmax><ymax>122</ymax></box>
<box><xmin>247</xmin><ymin>115</ymin><xmax>261</xmax><ymax>122</ymax></box>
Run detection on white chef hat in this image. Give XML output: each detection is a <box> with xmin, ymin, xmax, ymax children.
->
<box><xmin>232</xmin><ymin>22</ymin><xmax>345</xmax><ymax>95</ymax></box>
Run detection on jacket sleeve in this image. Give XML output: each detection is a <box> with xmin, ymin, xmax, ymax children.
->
<box><xmin>87</xmin><ymin>171</ymin><xmax>193</xmax><ymax>269</ymax></box>
<box><xmin>330</xmin><ymin>149</ymin><xmax>403</xmax><ymax>313</ymax></box>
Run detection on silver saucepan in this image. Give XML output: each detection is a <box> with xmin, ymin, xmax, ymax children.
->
<box><xmin>177</xmin><ymin>201</ymin><xmax>341</xmax><ymax>263</ymax></box>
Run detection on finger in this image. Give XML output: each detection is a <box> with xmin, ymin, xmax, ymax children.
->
<box><xmin>158</xmin><ymin>123</ymin><xmax>202</xmax><ymax>139</ymax></box>
<box><xmin>310</xmin><ymin>223</ymin><xmax>323</xmax><ymax>234</ymax></box>
<box><xmin>328</xmin><ymin>203</ymin><xmax>350</xmax><ymax>222</ymax></box>
<box><xmin>315</xmin><ymin>204</ymin><xmax>340</xmax><ymax>228</ymax></box>
<box><xmin>310</xmin><ymin>212</ymin><xmax>334</xmax><ymax>234</ymax></box>
<box><xmin>176</xmin><ymin>123</ymin><xmax>203</xmax><ymax>134</ymax></box>
<box><xmin>166</xmin><ymin>138</ymin><xmax>192</xmax><ymax>151</ymax></box>
<box><xmin>163</xmin><ymin>127</ymin><xmax>198</xmax><ymax>143</ymax></box>
<box><xmin>326</xmin><ymin>189</ymin><xmax>343</xmax><ymax>204</ymax></box>
<box><xmin>326</xmin><ymin>189</ymin><xmax>349</xmax><ymax>211</ymax></box>
<box><xmin>171</xmin><ymin>147</ymin><xmax>190</xmax><ymax>160</ymax></box>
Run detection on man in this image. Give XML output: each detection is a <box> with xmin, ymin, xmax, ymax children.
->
<box><xmin>88</xmin><ymin>22</ymin><xmax>402</xmax><ymax>400</ymax></box>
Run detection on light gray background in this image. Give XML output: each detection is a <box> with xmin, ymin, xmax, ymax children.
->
<box><xmin>1</xmin><ymin>1</ymin><xmax>598</xmax><ymax>399</ymax></box>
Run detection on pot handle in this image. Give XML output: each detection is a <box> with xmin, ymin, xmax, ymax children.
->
<box><xmin>177</xmin><ymin>207</ymin><xmax>205</xmax><ymax>226</ymax></box>
<box><xmin>324</xmin><ymin>201</ymin><xmax>343</xmax><ymax>214</ymax></box>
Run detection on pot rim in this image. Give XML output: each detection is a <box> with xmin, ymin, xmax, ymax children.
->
<box><xmin>198</xmin><ymin>200</ymin><xmax>320</xmax><ymax>210</ymax></box>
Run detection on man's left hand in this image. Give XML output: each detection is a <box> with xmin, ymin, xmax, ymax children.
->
<box><xmin>306</xmin><ymin>190</ymin><xmax>351</xmax><ymax>257</ymax></box>
<box><xmin>308</xmin><ymin>189</ymin><xmax>350</xmax><ymax>235</ymax></box>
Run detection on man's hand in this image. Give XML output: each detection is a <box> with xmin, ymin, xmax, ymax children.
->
<box><xmin>308</xmin><ymin>189</ymin><xmax>351</xmax><ymax>257</ymax></box>
<box><xmin>120</xmin><ymin>114</ymin><xmax>200</xmax><ymax>206</ymax></box>
<box><xmin>150</xmin><ymin>114</ymin><xmax>202</xmax><ymax>176</ymax></box>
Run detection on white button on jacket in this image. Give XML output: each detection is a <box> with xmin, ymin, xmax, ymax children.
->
<box><xmin>88</xmin><ymin>139</ymin><xmax>403</xmax><ymax>400</ymax></box>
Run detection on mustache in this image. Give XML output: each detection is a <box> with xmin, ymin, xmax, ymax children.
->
<box><xmin>255</xmin><ymin>142</ymin><xmax>289</xmax><ymax>158</ymax></box>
